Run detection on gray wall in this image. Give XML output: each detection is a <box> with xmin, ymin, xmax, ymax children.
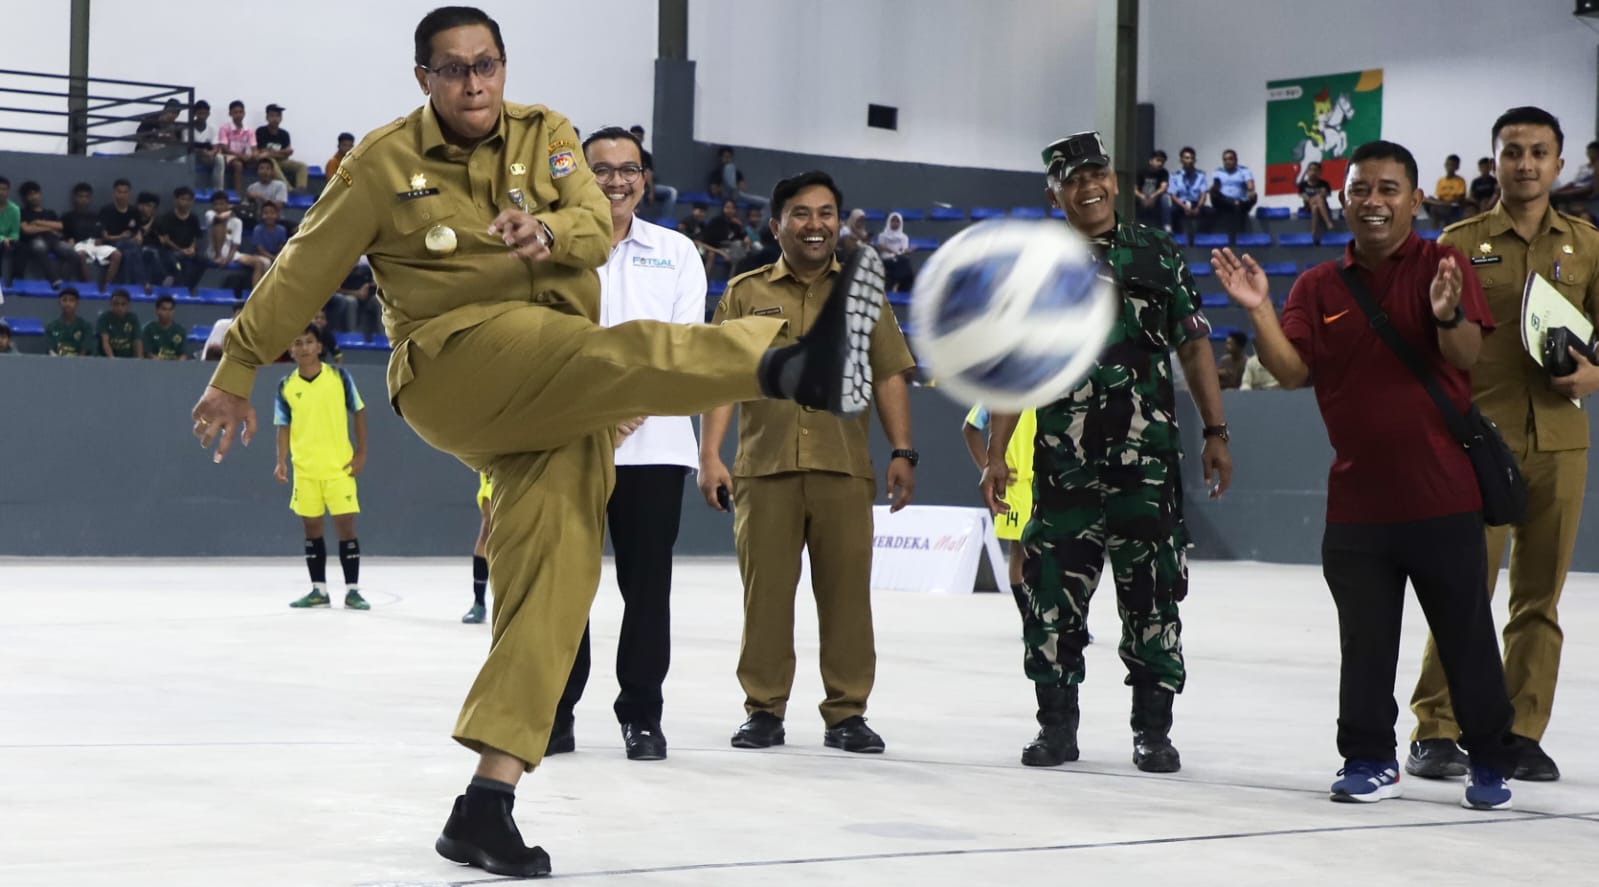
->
<box><xmin>0</xmin><ymin>149</ymin><xmax>197</xmax><ymax>207</ymax></box>
<box><xmin>4</xmin><ymin>357</ymin><xmax>1598</xmax><ymax>570</ymax></box>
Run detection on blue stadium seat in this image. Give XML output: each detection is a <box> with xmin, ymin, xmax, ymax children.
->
<box><xmin>335</xmin><ymin>332</ymin><xmax>366</xmax><ymax>349</ymax></box>
<box><xmin>5</xmin><ymin>316</ymin><xmax>45</xmax><ymax>335</ymax></box>
<box><xmin>891</xmin><ymin>208</ymin><xmax>925</xmax><ymax>222</ymax></box>
<box><xmin>308</xmin><ymin>166</ymin><xmax>325</xmax><ymax>178</ymax></box>
<box><xmin>188</xmin><ymin>325</ymin><xmax>212</xmax><ymax>342</ymax></box>
<box><xmin>1189</xmin><ymin>262</ymin><xmax>1213</xmax><ymax>276</ymax></box>
<box><xmin>654</xmin><ymin>215</ymin><xmax>677</xmax><ymax>228</ymax></box>
<box><xmin>970</xmin><ymin>207</ymin><xmax>1006</xmax><ymax>220</ymax></box>
<box><xmin>1193</xmin><ymin>233</ymin><xmax>1230</xmax><ymax>248</ymax></box>
<box><xmin>195</xmin><ymin>188</ymin><xmax>215</xmax><ymax>202</ymax></box>
<box><xmin>1278</xmin><ymin>232</ymin><xmax>1316</xmax><ymax>247</ymax></box>
<box><xmin>7</xmin><ymin>279</ymin><xmax>56</xmax><ymax>296</ymax></box>
<box><xmin>860</xmin><ymin>209</ymin><xmax>887</xmax><ymax>222</ymax></box>
<box><xmin>288</xmin><ymin>193</ymin><xmax>315</xmax><ymax>209</ymax></box>
<box><xmin>199</xmin><ymin>289</ymin><xmax>239</xmax><ymax>305</ymax></box>
<box><xmin>678</xmin><ymin>191</ymin><xmax>714</xmax><ymax>208</ymax></box>
<box><xmin>1323</xmin><ymin>231</ymin><xmax>1354</xmax><ymax>247</ymax></box>
<box><xmin>1200</xmin><ymin>293</ymin><xmax>1229</xmax><ymax>309</ymax></box>
<box><xmin>1169</xmin><ymin>232</ymin><xmax>1189</xmax><ymax>247</ymax></box>
<box><xmin>707</xmin><ymin>279</ymin><xmax>727</xmax><ymax>296</ymax></box>
<box><xmin>1416</xmin><ymin>228</ymin><xmax>1441</xmax><ymax>241</ymax></box>
<box><xmin>1050</xmin><ymin>208</ymin><xmax>1065</xmax><ymax>219</ymax></box>
<box><xmin>908</xmin><ymin>236</ymin><xmax>941</xmax><ymax>252</ymax></box>
<box><xmin>1257</xmin><ymin>206</ymin><xmax>1291</xmax><ymax>220</ymax></box>
<box><xmin>1296</xmin><ymin>207</ymin><xmax>1312</xmax><ymax>220</ymax></box>
<box><xmin>1262</xmin><ymin>262</ymin><xmax>1298</xmax><ymax>277</ymax></box>
<box><xmin>1010</xmin><ymin>206</ymin><xmax>1047</xmax><ymax>219</ymax></box>
<box><xmin>1236</xmin><ymin>233</ymin><xmax>1272</xmax><ymax>248</ymax></box>
<box><xmin>227</xmin><ymin>190</ymin><xmax>239</xmax><ymax>203</ymax></box>
<box><xmin>76</xmin><ymin>286</ymin><xmax>110</xmax><ymax>300</ymax></box>
<box><xmin>929</xmin><ymin>206</ymin><xmax>966</xmax><ymax>221</ymax></box>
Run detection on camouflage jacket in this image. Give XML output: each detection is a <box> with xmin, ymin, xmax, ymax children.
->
<box><xmin>1036</xmin><ymin>217</ymin><xmax>1212</xmax><ymax>462</ymax></box>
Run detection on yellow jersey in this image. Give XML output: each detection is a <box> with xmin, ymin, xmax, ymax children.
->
<box><xmin>274</xmin><ymin>364</ymin><xmax>365</xmax><ymax>480</ymax></box>
<box><xmin>964</xmin><ymin>406</ymin><xmax>1037</xmax><ymax>479</ymax></box>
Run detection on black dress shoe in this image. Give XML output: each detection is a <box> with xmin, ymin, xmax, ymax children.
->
<box><xmin>1512</xmin><ymin>737</ymin><xmax>1560</xmax><ymax>782</ymax></box>
<box><xmin>435</xmin><ymin>789</ymin><xmax>552</xmax><ymax>878</ymax></box>
<box><xmin>545</xmin><ymin>715</ymin><xmax>575</xmax><ymax>756</ymax></box>
<box><xmin>622</xmin><ymin>722</ymin><xmax>667</xmax><ymax>761</ymax></box>
<box><xmin>1405</xmin><ymin>739</ymin><xmax>1468</xmax><ymax>779</ymax></box>
<box><xmin>731</xmin><ymin>711</ymin><xmax>785</xmax><ymax>748</ymax></box>
<box><xmin>823</xmin><ymin>715</ymin><xmax>885</xmax><ymax>753</ymax></box>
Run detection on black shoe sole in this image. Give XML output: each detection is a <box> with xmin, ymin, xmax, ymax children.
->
<box><xmin>1406</xmin><ymin>756</ymin><xmax>1468</xmax><ymax>780</ymax></box>
<box><xmin>1021</xmin><ymin>748</ymin><xmax>1080</xmax><ymax>767</ymax></box>
<box><xmin>626</xmin><ymin>746</ymin><xmax>667</xmax><ymax>761</ymax></box>
<box><xmin>1134</xmin><ymin>753</ymin><xmax>1182</xmax><ymax>773</ymax></box>
<box><xmin>1512</xmin><ymin>766</ymin><xmax>1560</xmax><ymax>782</ymax></box>
<box><xmin>824</xmin><ymin>737</ymin><xmax>885</xmax><ymax>754</ymax></box>
<box><xmin>731</xmin><ymin>732</ymin><xmax>784</xmax><ymax>749</ymax></box>
<box><xmin>435</xmin><ymin>836</ymin><xmax>552</xmax><ymax>878</ymax></box>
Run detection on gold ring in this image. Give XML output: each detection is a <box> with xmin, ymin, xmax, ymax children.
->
<box><xmin>197</xmin><ymin>418</ymin><xmax>211</xmax><ymax>427</ymax></box>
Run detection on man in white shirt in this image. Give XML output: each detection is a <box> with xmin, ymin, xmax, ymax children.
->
<box><xmin>542</xmin><ymin>126</ymin><xmax>707</xmax><ymax>763</ymax></box>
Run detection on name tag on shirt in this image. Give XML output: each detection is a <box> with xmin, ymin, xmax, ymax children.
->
<box><xmin>396</xmin><ymin>188</ymin><xmax>440</xmax><ymax>201</ymax></box>
<box><xmin>1470</xmin><ymin>255</ymin><xmax>1502</xmax><ymax>266</ymax></box>
<box><xmin>752</xmin><ymin>306</ymin><xmax>783</xmax><ymax>317</ymax></box>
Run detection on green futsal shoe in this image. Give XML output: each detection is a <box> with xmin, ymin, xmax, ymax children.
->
<box><xmin>290</xmin><ymin>588</ymin><xmax>331</xmax><ymax>609</ymax></box>
<box><xmin>344</xmin><ymin>589</ymin><xmax>371</xmax><ymax>611</ymax></box>
<box><xmin>462</xmin><ymin>604</ymin><xmax>487</xmax><ymax>624</ymax></box>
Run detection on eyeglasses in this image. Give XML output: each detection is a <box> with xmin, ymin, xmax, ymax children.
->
<box><xmin>591</xmin><ymin>164</ymin><xmax>644</xmax><ymax>183</ymax></box>
<box><xmin>421</xmin><ymin>56</ymin><xmax>505</xmax><ymax>81</ymax></box>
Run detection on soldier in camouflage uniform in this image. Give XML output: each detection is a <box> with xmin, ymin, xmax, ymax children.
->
<box><xmin>982</xmin><ymin>132</ymin><xmax>1234</xmax><ymax>773</ymax></box>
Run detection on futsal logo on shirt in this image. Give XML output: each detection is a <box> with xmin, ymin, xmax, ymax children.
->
<box><xmin>631</xmin><ymin>256</ymin><xmax>675</xmax><ymax>269</ymax></box>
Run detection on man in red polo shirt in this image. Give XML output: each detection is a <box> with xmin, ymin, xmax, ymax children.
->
<box><xmin>1211</xmin><ymin>140</ymin><xmax>1521</xmax><ymax>811</ymax></box>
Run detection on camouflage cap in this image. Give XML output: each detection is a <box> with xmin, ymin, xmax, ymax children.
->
<box><xmin>1043</xmin><ymin>131</ymin><xmax>1110</xmax><ymax>179</ymax></box>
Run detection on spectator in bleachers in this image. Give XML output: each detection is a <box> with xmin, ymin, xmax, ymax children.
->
<box><xmin>630</xmin><ymin>125</ymin><xmax>678</xmax><ymax>220</ymax></box>
<box><xmin>1168</xmin><ymin>146</ymin><xmax>1209</xmax><ymax>237</ymax></box>
<box><xmin>204</xmin><ymin>191</ymin><xmax>243</xmax><ymax>267</ymax></box>
<box><xmin>135</xmin><ymin>99</ymin><xmax>185</xmax><ymax>154</ymax></box>
<box><xmin>1298</xmin><ymin>161</ymin><xmax>1334</xmax><ymax>244</ymax></box>
<box><xmin>256</xmin><ymin>104</ymin><xmax>308</xmax><ymax>192</ymax></box>
<box><xmin>99</xmin><ymin>180</ymin><xmax>146</xmax><ymax>288</ymax></box>
<box><xmin>326</xmin><ymin>132</ymin><xmax>356</xmax><ymax>181</ymax></box>
<box><xmin>678</xmin><ymin>203</ymin><xmax>713</xmax><ymax>267</ymax></box>
<box><xmin>153</xmin><ymin>186</ymin><xmax>207</xmax><ymax>290</ymax></box>
<box><xmin>16</xmin><ymin>181</ymin><xmax>78</xmax><ymax>288</ymax></box>
<box><xmin>1424</xmin><ymin>154</ymin><xmax>1468</xmax><ymax>227</ymax></box>
<box><xmin>0</xmin><ymin>176</ymin><xmax>17</xmax><ymax>287</ymax></box>
<box><xmin>703</xmin><ymin>198</ymin><xmax>750</xmax><ymax>278</ymax></box>
<box><xmin>247</xmin><ymin>158</ymin><xmax>290</xmax><ymax>217</ymax></box>
<box><xmin>330</xmin><ymin>258</ymin><xmax>382</xmax><ymax>340</ymax></box>
<box><xmin>204</xmin><ymin>300</ymin><xmax>244</xmax><ymax>360</ymax></box>
<box><xmin>62</xmin><ymin>183</ymin><xmax>119</xmax><ymax>287</ymax></box>
<box><xmin>45</xmin><ymin>288</ymin><xmax>93</xmax><ymax>355</ymax></box>
<box><xmin>838</xmin><ymin>208</ymin><xmax>871</xmax><ymax>258</ymax></box>
<box><xmin>1240</xmin><ymin>349</ymin><xmax>1280</xmax><ymax>390</ymax></box>
<box><xmin>97</xmin><ymin>288</ymin><xmax>143</xmax><ymax>358</ymax></box>
<box><xmin>1552</xmin><ymin>140</ymin><xmax>1597</xmax><ymax>220</ymax></box>
<box><xmin>252</xmin><ymin>202</ymin><xmax>289</xmax><ymax>267</ymax></box>
<box><xmin>1135</xmin><ymin>150</ymin><xmax>1172</xmax><ymax>231</ymax></box>
<box><xmin>744</xmin><ymin>206</ymin><xmax>766</xmax><ymax>249</ymax></box>
<box><xmin>709</xmin><ymin>146</ymin><xmax>768</xmax><ymax>209</ymax></box>
<box><xmin>142</xmin><ymin>293</ymin><xmax>189</xmax><ymax>360</ymax></box>
<box><xmin>309</xmin><ymin>307</ymin><xmax>344</xmax><ymax>364</ymax></box>
<box><xmin>134</xmin><ymin>192</ymin><xmax>163</xmax><ymax>291</ymax></box>
<box><xmin>190</xmin><ymin>100</ymin><xmax>224</xmax><ymax>192</ymax></box>
<box><xmin>875</xmin><ymin>211</ymin><xmax>916</xmax><ymax>293</ymax></box>
<box><xmin>0</xmin><ymin>321</ymin><xmax>15</xmax><ymax>355</ymax></box>
<box><xmin>1216</xmin><ymin>330</ymin><xmax>1247</xmax><ymax>389</ymax></box>
<box><xmin>1469</xmin><ymin>157</ymin><xmax>1499</xmax><ymax>214</ymax></box>
<box><xmin>1208</xmin><ymin>149</ymin><xmax>1257</xmax><ymax>234</ymax></box>
<box><xmin>219</xmin><ymin>100</ymin><xmax>261</xmax><ymax>199</ymax></box>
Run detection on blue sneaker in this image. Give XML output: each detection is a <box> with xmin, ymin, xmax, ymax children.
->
<box><xmin>1330</xmin><ymin>759</ymin><xmax>1402</xmax><ymax>803</ymax></box>
<box><xmin>1462</xmin><ymin>765</ymin><xmax>1513</xmax><ymax>810</ymax></box>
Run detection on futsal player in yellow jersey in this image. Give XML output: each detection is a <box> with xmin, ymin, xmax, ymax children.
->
<box><xmin>963</xmin><ymin>406</ymin><xmax>1036</xmax><ymax>618</ymax></box>
<box><xmin>463</xmin><ymin>473</ymin><xmax>493</xmax><ymax>623</ymax></box>
<box><xmin>274</xmin><ymin>326</ymin><xmax>370</xmax><ymax>610</ymax></box>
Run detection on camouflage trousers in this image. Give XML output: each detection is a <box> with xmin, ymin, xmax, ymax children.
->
<box><xmin>1020</xmin><ymin>453</ymin><xmax>1188</xmax><ymax>693</ymax></box>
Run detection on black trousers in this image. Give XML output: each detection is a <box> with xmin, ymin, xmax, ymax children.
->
<box><xmin>1322</xmin><ymin>511</ymin><xmax>1517</xmax><ymax>771</ymax></box>
<box><xmin>557</xmin><ymin>465</ymin><xmax>687</xmax><ymax>725</ymax></box>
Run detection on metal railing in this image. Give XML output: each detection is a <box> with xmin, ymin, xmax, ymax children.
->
<box><xmin>0</xmin><ymin>68</ymin><xmax>195</xmax><ymax>155</ymax></box>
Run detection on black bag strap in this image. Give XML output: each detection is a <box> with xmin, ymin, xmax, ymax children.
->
<box><xmin>1336</xmin><ymin>264</ymin><xmax>1474</xmax><ymax>446</ymax></box>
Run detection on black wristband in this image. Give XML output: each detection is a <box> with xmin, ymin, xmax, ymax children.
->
<box><xmin>1435</xmin><ymin>305</ymin><xmax>1464</xmax><ymax>329</ymax></box>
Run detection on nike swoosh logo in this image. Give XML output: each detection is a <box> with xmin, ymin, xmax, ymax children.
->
<box><xmin>1323</xmin><ymin>310</ymin><xmax>1350</xmax><ymax>324</ymax></box>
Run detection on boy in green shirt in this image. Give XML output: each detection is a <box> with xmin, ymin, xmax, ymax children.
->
<box><xmin>44</xmin><ymin>287</ymin><xmax>94</xmax><ymax>355</ymax></box>
<box><xmin>142</xmin><ymin>293</ymin><xmax>189</xmax><ymax>359</ymax></box>
<box><xmin>97</xmin><ymin>288</ymin><xmax>143</xmax><ymax>358</ymax></box>
<box><xmin>0</xmin><ymin>176</ymin><xmax>18</xmax><ymax>287</ymax></box>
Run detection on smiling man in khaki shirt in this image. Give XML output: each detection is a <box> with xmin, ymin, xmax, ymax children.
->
<box><xmin>185</xmin><ymin>9</ymin><xmax>887</xmax><ymax>879</ymax></box>
<box><xmin>700</xmin><ymin>171</ymin><xmax>917</xmax><ymax>756</ymax></box>
<box><xmin>1409</xmin><ymin>106</ymin><xmax>1599</xmax><ymax>784</ymax></box>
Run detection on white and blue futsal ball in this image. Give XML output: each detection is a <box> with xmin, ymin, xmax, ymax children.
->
<box><xmin>909</xmin><ymin>219</ymin><xmax>1117</xmax><ymax>412</ymax></box>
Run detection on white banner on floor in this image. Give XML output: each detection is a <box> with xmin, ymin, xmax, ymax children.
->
<box><xmin>800</xmin><ymin>505</ymin><xmax>1007</xmax><ymax>595</ymax></box>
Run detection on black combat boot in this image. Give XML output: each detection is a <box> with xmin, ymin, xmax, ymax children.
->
<box><xmin>1131</xmin><ymin>684</ymin><xmax>1181</xmax><ymax>773</ymax></box>
<box><xmin>1021</xmin><ymin>684</ymin><xmax>1080</xmax><ymax>767</ymax></box>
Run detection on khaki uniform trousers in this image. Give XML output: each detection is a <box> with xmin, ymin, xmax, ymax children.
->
<box><xmin>396</xmin><ymin>304</ymin><xmax>784</xmax><ymax>769</ymax></box>
<box><xmin>1411</xmin><ymin>446</ymin><xmax>1588</xmax><ymax>742</ymax></box>
<box><xmin>734</xmin><ymin>470</ymin><xmax>876</xmax><ymax>726</ymax></box>
<box><xmin>273</xmin><ymin>158</ymin><xmax>310</xmax><ymax>191</ymax></box>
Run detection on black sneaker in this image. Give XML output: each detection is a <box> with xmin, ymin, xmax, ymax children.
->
<box><xmin>762</xmin><ymin>245</ymin><xmax>883</xmax><ymax>416</ymax></box>
<box><xmin>435</xmin><ymin>790</ymin><xmax>552</xmax><ymax>878</ymax></box>
<box><xmin>1405</xmin><ymin>738</ymin><xmax>1468</xmax><ymax>779</ymax></box>
<box><xmin>1512</xmin><ymin>737</ymin><xmax>1560</xmax><ymax>782</ymax></box>
<box><xmin>731</xmin><ymin>711</ymin><xmax>786</xmax><ymax>749</ymax></box>
<box><xmin>823</xmin><ymin>715</ymin><xmax>886</xmax><ymax>754</ymax></box>
<box><xmin>622</xmin><ymin>722</ymin><xmax>667</xmax><ymax>761</ymax></box>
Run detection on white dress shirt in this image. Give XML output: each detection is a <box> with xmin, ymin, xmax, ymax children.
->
<box><xmin>601</xmin><ymin>215</ymin><xmax>707</xmax><ymax>469</ymax></box>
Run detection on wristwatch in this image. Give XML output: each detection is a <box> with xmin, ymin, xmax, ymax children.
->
<box><xmin>1202</xmin><ymin>424</ymin><xmax>1230</xmax><ymax>443</ymax></box>
<box><xmin>1435</xmin><ymin>305</ymin><xmax>1464</xmax><ymax>329</ymax></box>
<box><xmin>890</xmin><ymin>448</ymin><xmax>920</xmax><ymax>467</ymax></box>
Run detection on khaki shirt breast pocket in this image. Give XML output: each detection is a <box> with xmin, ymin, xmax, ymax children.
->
<box><xmin>390</xmin><ymin>196</ymin><xmax>459</xmax><ymax>256</ymax></box>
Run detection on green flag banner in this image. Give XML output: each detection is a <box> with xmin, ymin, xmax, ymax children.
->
<box><xmin>1265</xmin><ymin>69</ymin><xmax>1383</xmax><ymax>196</ymax></box>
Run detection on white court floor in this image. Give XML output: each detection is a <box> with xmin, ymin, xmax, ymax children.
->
<box><xmin>2</xmin><ymin>557</ymin><xmax>1597</xmax><ymax>887</ymax></box>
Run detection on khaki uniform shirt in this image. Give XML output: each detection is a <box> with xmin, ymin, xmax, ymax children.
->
<box><xmin>713</xmin><ymin>256</ymin><xmax>916</xmax><ymax>480</ymax></box>
<box><xmin>1440</xmin><ymin>203</ymin><xmax>1599</xmax><ymax>451</ymax></box>
<box><xmin>209</xmin><ymin>101</ymin><xmax>612</xmax><ymax>401</ymax></box>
